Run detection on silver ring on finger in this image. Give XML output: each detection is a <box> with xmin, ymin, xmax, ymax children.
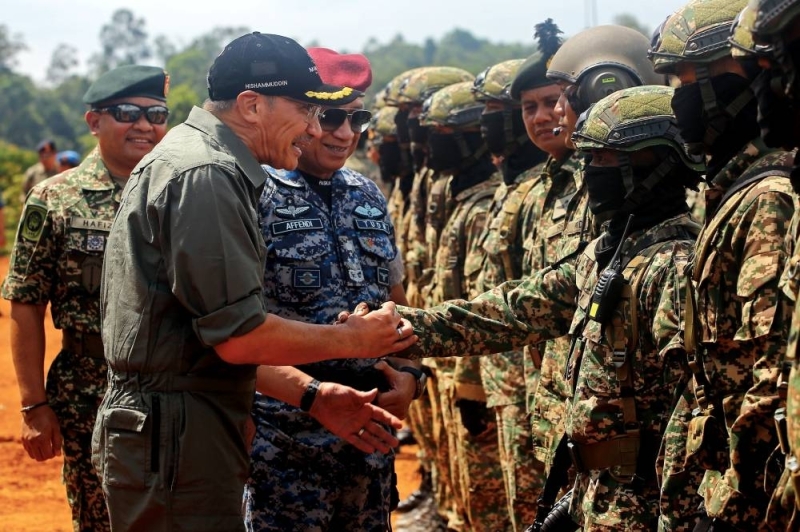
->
<box><xmin>357</xmin><ymin>427</ymin><xmax>366</xmax><ymax>437</ymax></box>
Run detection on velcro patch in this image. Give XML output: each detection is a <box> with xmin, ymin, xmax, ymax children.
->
<box><xmin>86</xmin><ymin>234</ymin><xmax>106</xmax><ymax>252</ymax></box>
<box><xmin>293</xmin><ymin>269</ymin><xmax>321</xmax><ymax>288</ymax></box>
<box><xmin>21</xmin><ymin>205</ymin><xmax>47</xmax><ymax>242</ymax></box>
<box><xmin>377</xmin><ymin>267</ymin><xmax>390</xmax><ymax>286</ymax></box>
<box><xmin>70</xmin><ymin>217</ymin><xmax>113</xmax><ymax>232</ymax></box>
<box><xmin>354</xmin><ymin>220</ymin><xmax>391</xmax><ymax>234</ymax></box>
<box><xmin>271</xmin><ymin>218</ymin><xmax>323</xmax><ymax>235</ymax></box>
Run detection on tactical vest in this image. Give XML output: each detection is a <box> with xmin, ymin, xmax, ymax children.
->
<box><xmin>567</xmin><ymin>219</ymin><xmax>700</xmax><ymax>481</ymax></box>
<box><xmin>437</xmin><ymin>182</ymin><xmax>497</xmax><ymax>301</ymax></box>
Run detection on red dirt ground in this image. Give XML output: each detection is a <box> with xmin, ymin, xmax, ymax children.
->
<box><xmin>0</xmin><ymin>255</ymin><xmax>420</xmax><ymax>530</ymax></box>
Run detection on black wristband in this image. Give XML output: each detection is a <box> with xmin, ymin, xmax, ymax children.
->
<box><xmin>20</xmin><ymin>401</ymin><xmax>49</xmax><ymax>414</ymax></box>
<box><xmin>300</xmin><ymin>379</ymin><xmax>321</xmax><ymax>412</ymax></box>
<box><xmin>398</xmin><ymin>366</ymin><xmax>426</xmax><ymax>400</ymax></box>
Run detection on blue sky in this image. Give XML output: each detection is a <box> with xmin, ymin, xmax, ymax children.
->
<box><xmin>8</xmin><ymin>0</ymin><xmax>690</xmax><ymax>82</ymax></box>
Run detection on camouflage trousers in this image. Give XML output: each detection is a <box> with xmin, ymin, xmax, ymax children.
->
<box><xmin>407</xmin><ymin>364</ymin><xmax>436</xmax><ymax>483</ymax></box>
<box><xmin>244</xmin><ymin>428</ymin><xmax>392</xmax><ymax>531</ymax></box>
<box><xmin>46</xmin><ymin>350</ymin><xmax>109</xmax><ymax>532</ymax></box>
<box><xmin>62</xmin><ymin>429</ymin><xmax>110</xmax><ymax>532</ymax></box>
<box><xmin>570</xmin><ymin>470</ymin><xmax>659</xmax><ymax>532</ymax></box>
<box><xmin>496</xmin><ymin>403</ymin><xmax>545</xmax><ymax>532</ymax></box>
<box><xmin>455</xmin><ymin>401</ymin><xmax>510</xmax><ymax>532</ymax></box>
<box><xmin>436</xmin><ymin>371</ymin><xmax>465</xmax><ymax>531</ymax></box>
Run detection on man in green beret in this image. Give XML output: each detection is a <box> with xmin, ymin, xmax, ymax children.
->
<box><xmin>2</xmin><ymin>64</ymin><xmax>170</xmax><ymax>532</ymax></box>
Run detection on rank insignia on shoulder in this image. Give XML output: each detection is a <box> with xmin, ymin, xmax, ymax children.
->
<box><xmin>275</xmin><ymin>204</ymin><xmax>311</xmax><ymax>218</ymax></box>
<box><xmin>354</xmin><ymin>203</ymin><xmax>383</xmax><ymax>219</ymax></box>
<box><xmin>21</xmin><ymin>204</ymin><xmax>47</xmax><ymax>242</ymax></box>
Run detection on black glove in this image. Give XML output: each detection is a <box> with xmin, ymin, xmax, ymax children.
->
<box><xmin>456</xmin><ymin>399</ymin><xmax>489</xmax><ymax>436</ymax></box>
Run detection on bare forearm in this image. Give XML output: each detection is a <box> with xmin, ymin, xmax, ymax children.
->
<box><xmin>9</xmin><ymin>303</ymin><xmax>48</xmax><ymax>405</ymax></box>
<box><xmin>255</xmin><ymin>365</ymin><xmax>313</xmax><ymax>407</ymax></box>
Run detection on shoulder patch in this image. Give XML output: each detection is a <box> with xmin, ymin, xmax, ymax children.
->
<box><xmin>21</xmin><ymin>204</ymin><xmax>47</xmax><ymax>242</ymax></box>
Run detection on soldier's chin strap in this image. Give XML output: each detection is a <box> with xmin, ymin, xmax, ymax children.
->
<box><xmin>695</xmin><ymin>65</ymin><xmax>755</xmax><ymax>152</ymax></box>
<box><xmin>453</xmin><ymin>130</ymin><xmax>489</xmax><ymax>172</ymax></box>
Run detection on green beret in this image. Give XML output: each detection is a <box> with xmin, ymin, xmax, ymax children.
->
<box><xmin>83</xmin><ymin>65</ymin><xmax>169</xmax><ymax>105</ymax></box>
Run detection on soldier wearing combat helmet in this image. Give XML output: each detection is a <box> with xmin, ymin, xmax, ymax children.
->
<box><xmin>649</xmin><ymin>1</ymin><xmax>797</xmax><ymax>529</ymax></box>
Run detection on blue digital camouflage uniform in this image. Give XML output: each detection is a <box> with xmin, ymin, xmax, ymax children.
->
<box><xmin>3</xmin><ymin>147</ymin><xmax>116</xmax><ymax>532</ymax></box>
<box><xmin>244</xmin><ymin>165</ymin><xmax>402</xmax><ymax>532</ymax></box>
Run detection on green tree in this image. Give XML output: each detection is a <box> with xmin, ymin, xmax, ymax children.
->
<box><xmin>166</xmin><ymin>83</ymin><xmax>201</xmax><ymax>128</ymax></box>
<box><xmin>90</xmin><ymin>8</ymin><xmax>152</xmax><ymax>74</ymax></box>
<box><xmin>46</xmin><ymin>44</ymin><xmax>79</xmax><ymax>86</ymax></box>
<box><xmin>0</xmin><ymin>25</ymin><xmax>26</xmax><ymax>72</ymax></box>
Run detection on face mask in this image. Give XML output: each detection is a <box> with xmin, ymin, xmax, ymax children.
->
<box><xmin>584</xmin><ymin>165</ymin><xmax>626</xmax><ymax>216</ymax></box>
<box><xmin>671</xmin><ymin>72</ymin><xmax>754</xmax><ymax>155</ymax></box>
<box><xmin>378</xmin><ymin>142</ymin><xmax>402</xmax><ymax>179</ymax></box>
<box><xmin>394</xmin><ymin>109</ymin><xmax>411</xmax><ymax>144</ymax></box>
<box><xmin>427</xmin><ymin>131</ymin><xmax>485</xmax><ymax>172</ymax></box>
<box><xmin>753</xmin><ymin>69</ymin><xmax>798</xmax><ymax>148</ymax></box>
<box><xmin>408</xmin><ymin>117</ymin><xmax>429</xmax><ymax>172</ymax></box>
<box><xmin>480</xmin><ymin>110</ymin><xmax>510</xmax><ymax>156</ymax></box>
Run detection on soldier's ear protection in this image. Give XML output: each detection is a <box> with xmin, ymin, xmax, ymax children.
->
<box><xmin>570</xmin><ymin>67</ymin><xmax>641</xmax><ymax>115</ymax></box>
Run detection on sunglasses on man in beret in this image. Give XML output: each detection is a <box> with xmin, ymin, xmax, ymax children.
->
<box><xmin>92</xmin><ymin>103</ymin><xmax>170</xmax><ymax>125</ymax></box>
<box><xmin>319</xmin><ymin>108</ymin><xmax>372</xmax><ymax>134</ymax></box>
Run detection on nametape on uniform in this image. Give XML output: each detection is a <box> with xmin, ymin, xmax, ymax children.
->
<box><xmin>21</xmin><ymin>205</ymin><xmax>47</xmax><ymax>242</ymax></box>
<box><xmin>354</xmin><ymin>220</ymin><xmax>391</xmax><ymax>234</ymax></box>
<box><xmin>70</xmin><ymin>217</ymin><xmax>114</xmax><ymax>232</ymax></box>
<box><xmin>271</xmin><ymin>218</ymin><xmax>323</xmax><ymax>235</ymax></box>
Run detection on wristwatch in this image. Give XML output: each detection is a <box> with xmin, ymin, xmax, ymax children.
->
<box><xmin>399</xmin><ymin>366</ymin><xmax>427</xmax><ymax>400</ymax></box>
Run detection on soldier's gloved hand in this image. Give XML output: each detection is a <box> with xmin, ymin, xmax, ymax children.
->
<box><xmin>456</xmin><ymin>399</ymin><xmax>489</xmax><ymax>437</ymax></box>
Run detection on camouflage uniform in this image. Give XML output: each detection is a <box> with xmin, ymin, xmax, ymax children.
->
<box><xmin>3</xmin><ymin>147</ymin><xmax>114</xmax><ymax>532</ymax></box>
<box><xmin>398</xmin><ymin>85</ymin><xmax>704</xmax><ymax>532</ymax></box>
<box><xmin>471</xmin><ymin>57</ymin><xmax>550</xmax><ymax>531</ymax></box>
<box><xmin>649</xmin><ymin>3</ymin><xmax>798</xmax><ymax>528</ymax></box>
<box><xmin>22</xmin><ymin>161</ymin><xmax>59</xmax><ymax>196</ymax></box>
<box><xmin>244</xmin><ymin>165</ymin><xmax>401</xmax><ymax>531</ymax></box>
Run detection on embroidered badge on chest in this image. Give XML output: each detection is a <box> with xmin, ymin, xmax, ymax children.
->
<box><xmin>377</xmin><ymin>267</ymin><xmax>390</xmax><ymax>287</ymax></box>
<box><xmin>293</xmin><ymin>269</ymin><xmax>321</xmax><ymax>288</ymax></box>
<box><xmin>275</xmin><ymin>198</ymin><xmax>311</xmax><ymax>219</ymax></box>
<box><xmin>85</xmin><ymin>234</ymin><xmax>105</xmax><ymax>252</ymax></box>
<box><xmin>353</xmin><ymin>203</ymin><xmax>384</xmax><ymax>219</ymax></box>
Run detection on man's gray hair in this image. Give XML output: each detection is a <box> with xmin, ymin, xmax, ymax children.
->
<box><xmin>203</xmin><ymin>99</ymin><xmax>237</xmax><ymax>113</ymax></box>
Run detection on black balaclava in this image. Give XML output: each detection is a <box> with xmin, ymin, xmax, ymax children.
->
<box><xmin>427</xmin><ymin>130</ymin><xmax>487</xmax><ymax>173</ymax></box>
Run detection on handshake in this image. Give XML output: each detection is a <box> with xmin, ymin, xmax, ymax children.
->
<box><xmin>334</xmin><ymin>301</ymin><xmax>418</xmax><ymax>359</ymax></box>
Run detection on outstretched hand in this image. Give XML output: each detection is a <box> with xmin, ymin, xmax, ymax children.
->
<box><xmin>310</xmin><ymin>381</ymin><xmax>402</xmax><ymax>454</ymax></box>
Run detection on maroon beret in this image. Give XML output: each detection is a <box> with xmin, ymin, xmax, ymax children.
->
<box><xmin>307</xmin><ymin>47</ymin><xmax>373</xmax><ymax>94</ymax></box>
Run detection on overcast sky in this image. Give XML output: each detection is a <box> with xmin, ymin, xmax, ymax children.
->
<box><xmin>8</xmin><ymin>0</ymin><xmax>690</xmax><ymax>83</ymax></box>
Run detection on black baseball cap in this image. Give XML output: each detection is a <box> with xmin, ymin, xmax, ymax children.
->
<box><xmin>207</xmin><ymin>32</ymin><xmax>360</xmax><ymax>105</ymax></box>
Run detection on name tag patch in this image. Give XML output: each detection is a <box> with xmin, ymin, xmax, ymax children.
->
<box><xmin>70</xmin><ymin>217</ymin><xmax>113</xmax><ymax>232</ymax></box>
<box><xmin>377</xmin><ymin>267</ymin><xmax>390</xmax><ymax>286</ymax></box>
<box><xmin>271</xmin><ymin>218</ymin><xmax>323</xmax><ymax>235</ymax></box>
<box><xmin>354</xmin><ymin>220</ymin><xmax>391</xmax><ymax>234</ymax></box>
<box><xmin>293</xmin><ymin>269</ymin><xmax>321</xmax><ymax>288</ymax></box>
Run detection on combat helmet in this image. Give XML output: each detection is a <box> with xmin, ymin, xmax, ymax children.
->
<box><xmin>420</xmin><ymin>81</ymin><xmax>484</xmax><ymax>128</ymax></box>
<box><xmin>729</xmin><ymin>4</ymin><xmax>762</xmax><ymax>58</ymax></box>
<box><xmin>573</xmin><ymin>85</ymin><xmax>703</xmax><ymax>170</ymax></box>
<box><xmin>573</xmin><ymin>85</ymin><xmax>704</xmax><ymax>214</ymax></box>
<box><xmin>370</xmin><ymin>106</ymin><xmax>399</xmax><ymax>141</ymax></box>
<box><xmin>383</xmin><ymin>67</ymin><xmax>428</xmax><ymax>107</ymax></box>
<box><xmin>510</xmin><ymin>19</ymin><xmax>565</xmax><ymax>100</ymax></box>
<box><xmin>547</xmin><ymin>25</ymin><xmax>665</xmax><ymax>114</ymax></box>
<box><xmin>749</xmin><ymin>0</ymin><xmax>800</xmax><ymax>39</ymax></box>
<box><xmin>473</xmin><ymin>59</ymin><xmax>525</xmax><ymax>102</ymax></box>
<box><xmin>648</xmin><ymin>0</ymin><xmax>749</xmax><ymax>74</ymax></box>
<box><xmin>397</xmin><ymin>67</ymin><xmax>475</xmax><ymax>105</ymax></box>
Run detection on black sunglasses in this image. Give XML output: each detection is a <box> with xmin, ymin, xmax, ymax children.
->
<box><xmin>319</xmin><ymin>108</ymin><xmax>372</xmax><ymax>133</ymax></box>
<box><xmin>92</xmin><ymin>103</ymin><xmax>170</xmax><ymax>125</ymax></box>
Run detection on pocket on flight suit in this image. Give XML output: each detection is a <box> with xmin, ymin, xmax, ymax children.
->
<box><xmin>100</xmin><ymin>407</ymin><xmax>150</xmax><ymax>489</ymax></box>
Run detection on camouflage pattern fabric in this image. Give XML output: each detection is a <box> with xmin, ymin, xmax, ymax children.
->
<box><xmin>522</xmin><ymin>152</ymin><xmax>585</xmax><ymax>471</ymax></box>
<box><xmin>21</xmin><ymin>161</ymin><xmax>59</xmax><ymax>197</ymax></box>
<box><xmin>397</xmin><ymin>212</ymin><xmax>695</xmax><ymax>530</ymax></box>
<box><xmin>404</xmin><ymin>167</ymin><xmax>438</xmax><ymax>308</ymax></box>
<box><xmin>346</xmin><ymin>150</ymin><xmax>388</xmax><ymax>199</ymax></box>
<box><xmin>388</xmin><ymin>175</ymin><xmax>407</xmax><ymax>257</ymax></box>
<box><xmin>470</xmin><ymin>163</ymin><xmax>549</xmax><ymax>530</ymax></box>
<box><xmin>2</xmin><ymin>147</ymin><xmax>117</xmax><ymax>532</ymax></box>
<box><xmin>245</xmin><ymin>165</ymin><xmax>399</xmax><ymax>531</ymax></box>
<box><xmin>682</xmin><ymin>142</ymin><xmax>796</xmax><ymax>530</ymax></box>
